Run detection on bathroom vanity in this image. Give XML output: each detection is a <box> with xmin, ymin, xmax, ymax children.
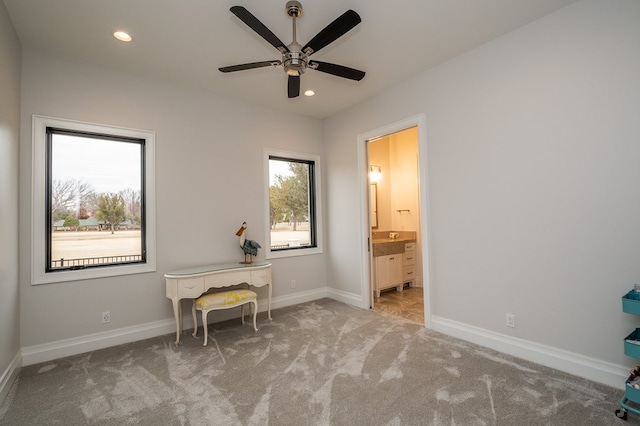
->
<box><xmin>372</xmin><ymin>232</ymin><xmax>416</xmax><ymax>297</ymax></box>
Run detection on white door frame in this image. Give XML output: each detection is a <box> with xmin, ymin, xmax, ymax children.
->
<box><xmin>357</xmin><ymin>113</ymin><xmax>431</xmax><ymax>328</ymax></box>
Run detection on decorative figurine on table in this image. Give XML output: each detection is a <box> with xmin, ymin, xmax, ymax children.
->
<box><xmin>235</xmin><ymin>221</ymin><xmax>261</xmax><ymax>264</ymax></box>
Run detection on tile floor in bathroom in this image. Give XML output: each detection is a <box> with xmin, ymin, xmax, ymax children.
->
<box><xmin>374</xmin><ymin>285</ymin><xmax>424</xmax><ymax>323</ymax></box>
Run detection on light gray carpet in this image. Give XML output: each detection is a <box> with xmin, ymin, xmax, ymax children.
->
<box><xmin>0</xmin><ymin>298</ymin><xmax>633</xmax><ymax>425</ymax></box>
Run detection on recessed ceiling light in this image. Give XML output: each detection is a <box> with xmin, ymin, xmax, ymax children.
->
<box><xmin>113</xmin><ymin>31</ymin><xmax>132</xmax><ymax>42</ymax></box>
<box><xmin>304</xmin><ymin>90</ymin><xmax>315</xmax><ymax>97</ymax></box>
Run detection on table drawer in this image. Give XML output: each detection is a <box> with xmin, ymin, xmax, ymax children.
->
<box><xmin>251</xmin><ymin>268</ymin><xmax>271</xmax><ymax>286</ymax></box>
<box><xmin>206</xmin><ymin>270</ymin><xmax>251</xmax><ymax>288</ymax></box>
<box><xmin>175</xmin><ymin>277</ymin><xmax>205</xmax><ymax>298</ymax></box>
<box><xmin>404</xmin><ymin>242</ymin><xmax>415</xmax><ymax>252</ymax></box>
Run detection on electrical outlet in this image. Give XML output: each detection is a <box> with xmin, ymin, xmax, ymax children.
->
<box><xmin>102</xmin><ymin>311</ymin><xmax>111</xmax><ymax>324</ymax></box>
<box><xmin>291</xmin><ymin>279</ymin><xmax>296</xmax><ymax>289</ymax></box>
<box><xmin>505</xmin><ymin>313</ymin><xmax>515</xmax><ymax>328</ymax></box>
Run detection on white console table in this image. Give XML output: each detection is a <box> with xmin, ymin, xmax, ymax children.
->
<box><xmin>165</xmin><ymin>261</ymin><xmax>272</xmax><ymax>345</ymax></box>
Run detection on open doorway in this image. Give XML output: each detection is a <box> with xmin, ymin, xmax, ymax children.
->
<box><xmin>357</xmin><ymin>114</ymin><xmax>430</xmax><ymax>327</ymax></box>
<box><xmin>368</xmin><ymin>127</ymin><xmax>423</xmax><ymax>322</ymax></box>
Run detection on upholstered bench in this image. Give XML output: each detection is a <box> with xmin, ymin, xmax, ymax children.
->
<box><xmin>191</xmin><ymin>289</ymin><xmax>258</xmax><ymax>346</ymax></box>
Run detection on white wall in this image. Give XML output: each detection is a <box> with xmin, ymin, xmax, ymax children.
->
<box><xmin>18</xmin><ymin>51</ymin><xmax>326</xmax><ymax>350</ymax></box>
<box><xmin>0</xmin><ymin>0</ymin><xmax>21</xmax><ymax>400</ymax></box>
<box><xmin>324</xmin><ymin>0</ymin><xmax>640</xmax><ymax>376</ymax></box>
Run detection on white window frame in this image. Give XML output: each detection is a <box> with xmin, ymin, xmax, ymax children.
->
<box><xmin>263</xmin><ymin>148</ymin><xmax>323</xmax><ymax>259</ymax></box>
<box><xmin>31</xmin><ymin>115</ymin><xmax>157</xmax><ymax>284</ymax></box>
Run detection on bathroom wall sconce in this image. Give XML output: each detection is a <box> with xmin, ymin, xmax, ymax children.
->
<box><xmin>369</xmin><ymin>165</ymin><xmax>382</xmax><ymax>183</ymax></box>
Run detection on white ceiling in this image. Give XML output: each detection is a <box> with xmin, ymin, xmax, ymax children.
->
<box><xmin>4</xmin><ymin>0</ymin><xmax>577</xmax><ymax>119</ymax></box>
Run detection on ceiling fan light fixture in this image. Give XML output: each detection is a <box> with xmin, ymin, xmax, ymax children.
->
<box><xmin>113</xmin><ymin>31</ymin><xmax>132</xmax><ymax>42</ymax></box>
<box><xmin>284</xmin><ymin>50</ymin><xmax>306</xmax><ymax>76</ymax></box>
<box><xmin>284</xmin><ymin>61</ymin><xmax>305</xmax><ymax>76</ymax></box>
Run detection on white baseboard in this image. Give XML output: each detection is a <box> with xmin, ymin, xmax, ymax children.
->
<box><xmin>327</xmin><ymin>287</ymin><xmax>362</xmax><ymax>307</ymax></box>
<box><xmin>431</xmin><ymin>315</ymin><xmax>628</xmax><ymax>390</ymax></box>
<box><xmin>21</xmin><ymin>289</ymin><xmax>331</xmax><ymax>367</ymax></box>
<box><xmin>21</xmin><ymin>318</ymin><xmax>178</xmax><ymax>366</ymax></box>
<box><xmin>0</xmin><ymin>351</ymin><xmax>22</xmax><ymax>406</ymax></box>
<box><xmin>268</xmin><ymin>288</ymin><xmax>329</xmax><ymax>310</ymax></box>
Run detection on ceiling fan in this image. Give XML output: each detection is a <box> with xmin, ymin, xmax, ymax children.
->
<box><xmin>219</xmin><ymin>1</ymin><xmax>365</xmax><ymax>98</ymax></box>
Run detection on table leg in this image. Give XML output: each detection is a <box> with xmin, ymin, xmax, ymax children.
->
<box><xmin>267</xmin><ymin>282</ymin><xmax>272</xmax><ymax>321</ymax></box>
<box><xmin>172</xmin><ymin>298</ymin><xmax>181</xmax><ymax>346</ymax></box>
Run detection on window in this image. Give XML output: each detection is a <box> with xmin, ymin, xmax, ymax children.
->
<box><xmin>32</xmin><ymin>116</ymin><xmax>156</xmax><ymax>284</ymax></box>
<box><xmin>264</xmin><ymin>149</ymin><xmax>322</xmax><ymax>258</ymax></box>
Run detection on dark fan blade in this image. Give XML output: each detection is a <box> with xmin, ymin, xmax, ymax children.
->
<box><xmin>302</xmin><ymin>10</ymin><xmax>361</xmax><ymax>55</ymax></box>
<box><xmin>230</xmin><ymin>6</ymin><xmax>289</xmax><ymax>52</ymax></box>
<box><xmin>219</xmin><ymin>61</ymin><xmax>280</xmax><ymax>73</ymax></box>
<box><xmin>288</xmin><ymin>75</ymin><xmax>300</xmax><ymax>98</ymax></box>
<box><xmin>309</xmin><ymin>61</ymin><xmax>365</xmax><ymax>81</ymax></box>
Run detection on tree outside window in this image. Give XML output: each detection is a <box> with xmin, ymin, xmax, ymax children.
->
<box><xmin>94</xmin><ymin>193</ymin><xmax>127</xmax><ymax>234</ymax></box>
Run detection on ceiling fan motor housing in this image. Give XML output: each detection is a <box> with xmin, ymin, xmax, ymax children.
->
<box><xmin>286</xmin><ymin>1</ymin><xmax>302</xmax><ymax>17</ymax></box>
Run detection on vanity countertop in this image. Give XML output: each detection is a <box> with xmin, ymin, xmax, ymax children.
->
<box><xmin>372</xmin><ymin>237</ymin><xmax>415</xmax><ymax>244</ymax></box>
<box><xmin>371</xmin><ymin>236</ymin><xmax>415</xmax><ymax>257</ymax></box>
<box><xmin>371</xmin><ymin>231</ymin><xmax>416</xmax><ymax>256</ymax></box>
<box><xmin>372</xmin><ymin>230</ymin><xmax>416</xmax><ymax>241</ymax></box>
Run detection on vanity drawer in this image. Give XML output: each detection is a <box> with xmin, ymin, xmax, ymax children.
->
<box><xmin>404</xmin><ymin>242</ymin><xmax>415</xmax><ymax>252</ymax></box>
<box><xmin>402</xmin><ymin>251</ymin><xmax>416</xmax><ymax>266</ymax></box>
<box><xmin>403</xmin><ymin>266</ymin><xmax>416</xmax><ymax>281</ymax></box>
